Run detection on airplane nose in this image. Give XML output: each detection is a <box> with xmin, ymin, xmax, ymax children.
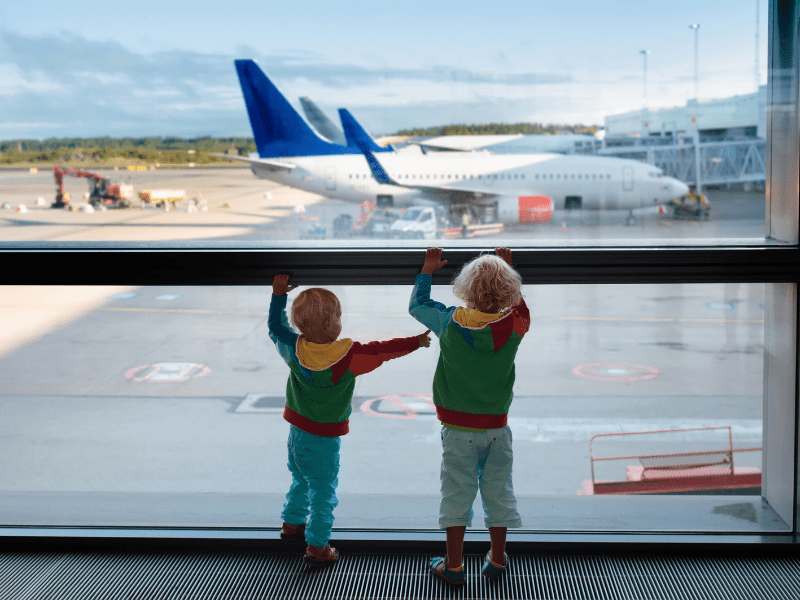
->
<box><xmin>672</xmin><ymin>179</ymin><xmax>689</xmax><ymax>198</ymax></box>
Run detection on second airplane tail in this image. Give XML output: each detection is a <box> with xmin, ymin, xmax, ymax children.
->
<box><xmin>234</xmin><ymin>60</ymin><xmax>359</xmax><ymax>158</ymax></box>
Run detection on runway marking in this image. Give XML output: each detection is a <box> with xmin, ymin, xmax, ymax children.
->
<box><xmin>125</xmin><ymin>362</ymin><xmax>211</xmax><ymax>382</ymax></box>
<box><xmin>102</xmin><ymin>307</ymin><xmax>263</xmax><ymax>316</ymax></box>
<box><xmin>97</xmin><ymin>307</ymin><xmax>763</xmax><ymax>324</ymax></box>
<box><xmin>572</xmin><ymin>363</ymin><xmax>661</xmax><ymax>382</ymax></box>
<box><xmin>560</xmin><ymin>316</ymin><xmax>762</xmax><ymax>324</ymax></box>
<box><xmin>360</xmin><ymin>392</ymin><xmax>434</xmax><ymax>419</ymax></box>
<box><xmin>235</xmin><ymin>393</ymin><xmax>284</xmax><ymax>413</ymax></box>
<box><xmin>508</xmin><ymin>417</ymin><xmax>762</xmax><ymax>442</ymax></box>
<box><xmin>153</xmin><ymin>294</ymin><xmax>184</xmax><ymax>301</ymax></box>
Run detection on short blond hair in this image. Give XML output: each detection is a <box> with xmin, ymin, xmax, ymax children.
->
<box><xmin>290</xmin><ymin>287</ymin><xmax>341</xmax><ymax>339</ymax></box>
<box><xmin>452</xmin><ymin>254</ymin><xmax>522</xmax><ymax>313</ymax></box>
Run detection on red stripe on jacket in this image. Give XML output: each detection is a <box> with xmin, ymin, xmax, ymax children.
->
<box><xmin>283</xmin><ymin>406</ymin><xmax>350</xmax><ymax>437</ymax></box>
<box><xmin>435</xmin><ymin>406</ymin><xmax>508</xmax><ymax>429</ymax></box>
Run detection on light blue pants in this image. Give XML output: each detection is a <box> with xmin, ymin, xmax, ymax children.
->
<box><xmin>439</xmin><ymin>425</ymin><xmax>522</xmax><ymax>529</ymax></box>
<box><xmin>281</xmin><ymin>425</ymin><xmax>340</xmax><ymax>547</ymax></box>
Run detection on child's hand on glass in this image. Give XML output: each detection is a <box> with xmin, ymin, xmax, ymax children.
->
<box><xmin>421</xmin><ymin>248</ymin><xmax>448</xmax><ymax>275</ymax></box>
<box><xmin>272</xmin><ymin>274</ymin><xmax>298</xmax><ymax>296</ymax></box>
<box><xmin>417</xmin><ymin>329</ymin><xmax>432</xmax><ymax>347</ymax></box>
<box><xmin>495</xmin><ymin>248</ymin><xmax>512</xmax><ymax>266</ymax></box>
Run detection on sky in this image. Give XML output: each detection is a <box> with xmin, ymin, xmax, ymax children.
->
<box><xmin>0</xmin><ymin>0</ymin><xmax>768</xmax><ymax>140</ymax></box>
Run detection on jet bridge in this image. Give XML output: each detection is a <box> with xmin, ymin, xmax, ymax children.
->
<box><xmin>599</xmin><ymin>138</ymin><xmax>766</xmax><ymax>190</ymax></box>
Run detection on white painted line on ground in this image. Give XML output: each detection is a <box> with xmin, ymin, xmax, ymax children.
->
<box><xmin>235</xmin><ymin>393</ymin><xmax>284</xmax><ymax>413</ymax></box>
<box><xmin>508</xmin><ymin>417</ymin><xmax>762</xmax><ymax>442</ymax></box>
<box><xmin>153</xmin><ymin>294</ymin><xmax>184</xmax><ymax>301</ymax></box>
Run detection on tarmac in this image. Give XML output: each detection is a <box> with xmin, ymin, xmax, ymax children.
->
<box><xmin>0</xmin><ymin>166</ymin><xmax>766</xmax><ymax>244</ymax></box>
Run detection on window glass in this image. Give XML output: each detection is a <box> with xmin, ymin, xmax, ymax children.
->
<box><xmin>0</xmin><ymin>1</ymin><xmax>772</xmax><ymax>247</ymax></box>
<box><xmin>1</xmin><ymin>283</ymin><xmax>783</xmax><ymax>533</ymax></box>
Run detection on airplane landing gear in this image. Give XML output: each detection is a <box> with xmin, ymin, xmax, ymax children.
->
<box><xmin>626</xmin><ymin>211</ymin><xmax>637</xmax><ymax>226</ymax></box>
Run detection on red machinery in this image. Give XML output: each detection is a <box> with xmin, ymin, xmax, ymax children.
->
<box><xmin>52</xmin><ymin>166</ymin><xmax>133</xmax><ymax>209</ymax></box>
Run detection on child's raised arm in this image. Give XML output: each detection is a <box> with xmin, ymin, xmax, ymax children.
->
<box><xmin>410</xmin><ymin>251</ymin><xmax>456</xmax><ymax>337</ymax></box>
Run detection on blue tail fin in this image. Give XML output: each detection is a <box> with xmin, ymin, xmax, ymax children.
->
<box><xmin>234</xmin><ymin>60</ymin><xmax>359</xmax><ymax>158</ymax></box>
<box><xmin>338</xmin><ymin>109</ymin><xmax>397</xmax><ymax>185</ymax></box>
<box><xmin>338</xmin><ymin>109</ymin><xmax>393</xmax><ymax>154</ymax></box>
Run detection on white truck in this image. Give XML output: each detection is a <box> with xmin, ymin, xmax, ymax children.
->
<box><xmin>389</xmin><ymin>206</ymin><xmax>442</xmax><ymax>240</ymax></box>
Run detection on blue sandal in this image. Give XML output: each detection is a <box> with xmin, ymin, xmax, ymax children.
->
<box><xmin>430</xmin><ymin>556</ymin><xmax>466</xmax><ymax>586</ymax></box>
<box><xmin>482</xmin><ymin>552</ymin><xmax>508</xmax><ymax>579</ymax></box>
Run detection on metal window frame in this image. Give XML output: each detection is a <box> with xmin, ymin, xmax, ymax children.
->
<box><xmin>1</xmin><ymin>0</ymin><xmax>799</xmax><ymax>551</ymax></box>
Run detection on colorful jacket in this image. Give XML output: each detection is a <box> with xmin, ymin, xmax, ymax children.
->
<box><xmin>269</xmin><ymin>293</ymin><xmax>421</xmax><ymax>437</ymax></box>
<box><xmin>409</xmin><ymin>273</ymin><xmax>530</xmax><ymax>429</ymax></box>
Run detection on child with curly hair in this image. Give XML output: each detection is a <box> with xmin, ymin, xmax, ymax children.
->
<box><xmin>409</xmin><ymin>248</ymin><xmax>530</xmax><ymax>586</ymax></box>
<box><xmin>270</xmin><ymin>274</ymin><xmax>430</xmax><ymax>567</ymax></box>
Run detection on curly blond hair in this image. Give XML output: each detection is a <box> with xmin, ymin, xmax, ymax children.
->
<box><xmin>290</xmin><ymin>287</ymin><xmax>341</xmax><ymax>339</ymax></box>
<box><xmin>452</xmin><ymin>254</ymin><xmax>522</xmax><ymax>313</ymax></box>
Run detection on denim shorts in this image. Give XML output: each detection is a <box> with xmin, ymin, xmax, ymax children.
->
<box><xmin>439</xmin><ymin>425</ymin><xmax>521</xmax><ymax>529</ymax></box>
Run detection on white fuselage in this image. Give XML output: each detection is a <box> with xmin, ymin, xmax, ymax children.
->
<box><xmin>250</xmin><ymin>152</ymin><xmax>689</xmax><ymax>223</ymax></box>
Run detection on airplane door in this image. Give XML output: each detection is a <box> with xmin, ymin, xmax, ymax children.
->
<box><xmin>623</xmin><ymin>167</ymin><xmax>634</xmax><ymax>191</ymax></box>
<box><xmin>325</xmin><ymin>166</ymin><xmax>337</xmax><ymax>191</ymax></box>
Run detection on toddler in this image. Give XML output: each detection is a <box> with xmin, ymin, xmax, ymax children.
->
<box><xmin>409</xmin><ymin>248</ymin><xmax>530</xmax><ymax>585</ymax></box>
<box><xmin>270</xmin><ymin>274</ymin><xmax>430</xmax><ymax>566</ymax></box>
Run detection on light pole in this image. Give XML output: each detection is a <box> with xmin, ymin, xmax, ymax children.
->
<box><xmin>755</xmin><ymin>0</ymin><xmax>760</xmax><ymax>91</ymax></box>
<box><xmin>640</xmin><ymin>50</ymin><xmax>649</xmax><ymax>107</ymax></box>
<box><xmin>689</xmin><ymin>24</ymin><xmax>701</xmax><ymax>100</ymax></box>
<box><xmin>689</xmin><ymin>24</ymin><xmax>702</xmax><ymax>195</ymax></box>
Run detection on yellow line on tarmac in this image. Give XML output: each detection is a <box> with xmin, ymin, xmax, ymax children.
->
<box><xmin>560</xmin><ymin>316</ymin><xmax>763</xmax><ymax>324</ymax></box>
<box><xmin>100</xmin><ymin>306</ymin><xmax>266</xmax><ymax>316</ymax></box>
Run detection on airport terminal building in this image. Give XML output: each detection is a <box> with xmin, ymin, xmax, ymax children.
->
<box><xmin>601</xmin><ymin>87</ymin><xmax>767</xmax><ymax>191</ymax></box>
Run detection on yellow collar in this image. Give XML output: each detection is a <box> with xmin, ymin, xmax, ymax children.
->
<box><xmin>296</xmin><ymin>338</ymin><xmax>352</xmax><ymax>370</ymax></box>
<box><xmin>453</xmin><ymin>307</ymin><xmax>506</xmax><ymax>329</ymax></box>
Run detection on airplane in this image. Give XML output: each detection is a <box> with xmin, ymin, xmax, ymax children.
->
<box><xmin>229</xmin><ymin>59</ymin><xmax>689</xmax><ymax>226</ymax></box>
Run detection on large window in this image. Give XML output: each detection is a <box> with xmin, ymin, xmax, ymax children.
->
<box><xmin>0</xmin><ymin>1</ymin><xmax>777</xmax><ymax>247</ymax></box>
<box><xmin>0</xmin><ymin>282</ymin><xmax>786</xmax><ymax>534</ymax></box>
<box><xmin>0</xmin><ymin>0</ymin><xmax>798</xmax><ymax>544</ymax></box>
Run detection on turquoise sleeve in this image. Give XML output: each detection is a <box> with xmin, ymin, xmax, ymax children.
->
<box><xmin>408</xmin><ymin>274</ymin><xmax>456</xmax><ymax>338</ymax></box>
<box><xmin>268</xmin><ymin>293</ymin><xmax>299</xmax><ymax>364</ymax></box>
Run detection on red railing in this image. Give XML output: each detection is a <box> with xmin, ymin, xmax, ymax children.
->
<box><xmin>579</xmin><ymin>426</ymin><xmax>761</xmax><ymax>495</ymax></box>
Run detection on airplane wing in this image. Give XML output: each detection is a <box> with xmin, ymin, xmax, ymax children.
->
<box><xmin>212</xmin><ymin>153</ymin><xmax>297</xmax><ymax>171</ymax></box>
<box><xmin>413</xmin><ymin>134</ymin><xmax>523</xmax><ymax>152</ymax></box>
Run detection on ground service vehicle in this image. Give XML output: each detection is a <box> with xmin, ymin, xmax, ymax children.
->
<box><xmin>389</xmin><ymin>206</ymin><xmax>441</xmax><ymax>239</ymax></box>
<box><xmin>52</xmin><ymin>166</ymin><xmax>134</xmax><ymax>209</ymax></box>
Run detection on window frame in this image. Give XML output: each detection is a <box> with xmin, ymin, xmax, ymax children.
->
<box><xmin>0</xmin><ymin>0</ymin><xmax>798</xmax><ymax>551</ymax></box>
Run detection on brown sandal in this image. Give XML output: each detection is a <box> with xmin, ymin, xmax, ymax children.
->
<box><xmin>303</xmin><ymin>544</ymin><xmax>339</xmax><ymax>567</ymax></box>
<box><xmin>280</xmin><ymin>522</ymin><xmax>306</xmax><ymax>540</ymax></box>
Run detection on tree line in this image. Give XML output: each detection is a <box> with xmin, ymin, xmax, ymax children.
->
<box><xmin>0</xmin><ymin>137</ymin><xmax>257</xmax><ymax>166</ymax></box>
<box><xmin>0</xmin><ymin>124</ymin><xmax>600</xmax><ymax>165</ymax></box>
